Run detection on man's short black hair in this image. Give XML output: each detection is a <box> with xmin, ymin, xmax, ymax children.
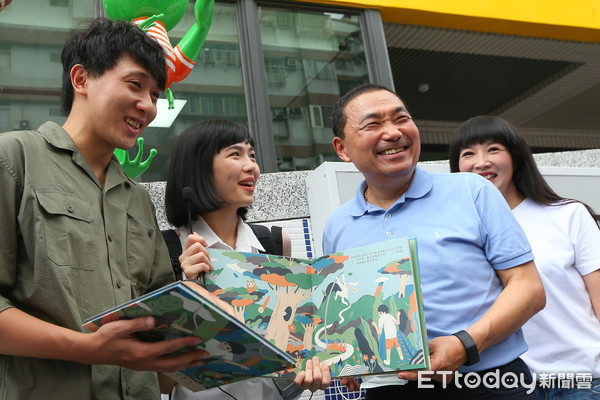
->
<box><xmin>60</xmin><ymin>17</ymin><xmax>167</xmax><ymax>115</ymax></box>
<box><xmin>330</xmin><ymin>83</ymin><xmax>401</xmax><ymax>139</ymax></box>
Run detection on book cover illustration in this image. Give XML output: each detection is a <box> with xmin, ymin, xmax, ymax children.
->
<box><xmin>205</xmin><ymin>237</ymin><xmax>429</xmax><ymax>379</ymax></box>
<box><xmin>83</xmin><ymin>281</ymin><xmax>296</xmax><ymax>391</ymax></box>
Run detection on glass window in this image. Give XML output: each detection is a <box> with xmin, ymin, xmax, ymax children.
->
<box><xmin>0</xmin><ymin>1</ymin><xmax>246</xmax><ymax>182</ymax></box>
<box><xmin>1</xmin><ymin>1</ymin><xmax>372</xmax><ymax>178</ymax></box>
<box><xmin>257</xmin><ymin>6</ymin><xmax>369</xmax><ymax>171</ymax></box>
<box><xmin>50</xmin><ymin>0</ymin><xmax>70</xmax><ymax>7</ymax></box>
<box><xmin>134</xmin><ymin>2</ymin><xmax>247</xmax><ymax>181</ymax></box>
<box><xmin>0</xmin><ymin>45</ymin><xmax>10</xmax><ymax>70</ymax></box>
<box><xmin>0</xmin><ymin>107</ymin><xmax>10</xmax><ymax>126</ymax></box>
<box><xmin>0</xmin><ymin>0</ymin><xmax>94</xmax><ymax>133</ymax></box>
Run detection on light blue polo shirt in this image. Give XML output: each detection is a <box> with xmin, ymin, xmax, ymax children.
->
<box><xmin>323</xmin><ymin>166</ymin><xmax>533</xmax><ymax>377</ymax></box>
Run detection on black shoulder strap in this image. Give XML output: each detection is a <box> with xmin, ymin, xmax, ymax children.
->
<box><xmin>249</xmin><ymin>224</ymin><xmax>284</xmax><ymax>256</ymax></box>
<box><xmin>249</xmin><ymin>224</ymin><xmax>272</xmax><ymax>254</ymax></box>
<box><xmin>161</xmin><ymin>229</ymin><xmax>183</xmax><ymax>278</ymax></box>
<box><xmin>270</xmin><ymin>225</ymin><xmax>283</xmax><ymax>256</ymax></box>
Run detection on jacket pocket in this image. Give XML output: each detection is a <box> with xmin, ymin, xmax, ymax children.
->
<box><xmin>36</xmin><ymin>190</ymin><xmax>99</xmax><ymax>270</ymax></box>
<box><xmin>125</xmin><ymin>211</ymin><xmax>155</xmax><ymax>294</ymax></box>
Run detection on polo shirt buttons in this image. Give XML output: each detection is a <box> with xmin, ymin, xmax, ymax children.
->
<box><xmin>385</xmin><ymin>213</ymin><xmax>391</xmax><ymax>219</ymax></box>
<box><xmin>386</xmin><ymin>231</ymin><xmax>393</xmax><ymax>237</ymax></box>
<box><xmin>66</xmin><ymin>204</ymin><xmax>74</xmax><ymax>213</ymax></box>
<box><xmin>116</xmin><ymin>280</ymin><xmax>122</xmax><ymax>288</ymax></box>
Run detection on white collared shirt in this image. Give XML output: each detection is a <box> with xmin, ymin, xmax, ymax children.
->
<box><xmin>171</xmin><ymin>216</ymin><xmax>282</xmax><ymax>400</ymax></box>
<box><xmin>177</xmin><ymin>216</ymin><xmax>265</xmax><ymax>253</ymax></box>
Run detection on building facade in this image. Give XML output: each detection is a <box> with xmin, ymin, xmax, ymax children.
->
<box><xmin>1</xmin><ymin>0</ymin><xmax>599</xmax><ymax>180</ymax></box>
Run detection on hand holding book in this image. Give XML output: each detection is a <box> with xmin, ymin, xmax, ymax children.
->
<box><xmin>81</xmin><ymin>313</ymin><xmax>210</xmax><ymax>373</ymax></box>
<box><xmin>293</xmin><ymin>356</ymin><xmax>332</xmax><ymax>392</ymax></box>
<box><xmin>83</xmin><ymin>281</ymin><xmax>296</xmax><ymax>391</ymax></box>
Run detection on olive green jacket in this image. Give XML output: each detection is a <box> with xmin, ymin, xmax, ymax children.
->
<box><xmin>0</xmin><ymin>122</ymin><xmax>174</xmax><ymax>400</ymax></box>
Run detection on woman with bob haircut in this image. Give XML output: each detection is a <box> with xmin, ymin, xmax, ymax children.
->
<box><xmin>162</xmin><ymin>119</ymin><xmax>331</xmax><ymax>400</ymax></box>
<box><xmin>165</xmin><ymin>119</ymin><xmax>263</xmax><ymax>230</ymax></box>
<box><xmin>449</xmin><ymin>115</ymin><xmax>600</xmax><ymax>399</ymax></box>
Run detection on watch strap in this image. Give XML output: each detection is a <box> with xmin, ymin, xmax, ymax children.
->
<box><xmin>452</xmin><ymin>330</ymin><xmax>480</xmax><ymax>366</ymax></box>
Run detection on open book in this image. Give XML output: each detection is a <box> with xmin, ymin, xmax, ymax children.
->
<box><xmin>83</xmin><ymin>280</ymin><xmax>295</xmax><ymax>392</ymax></box>
<box><xmin>205</xmin><ymin>237</ymin><xmax>429</xmax><ymax>379</ymax></box>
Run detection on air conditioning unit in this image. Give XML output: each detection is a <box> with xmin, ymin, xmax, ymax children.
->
<box><xmin>19</xmin><ymin>120</ymin><xmax>30</xmax><ymax>129</ymax></box>
<box><xmin>200</xmin><ymin>49</ymin><xmax>215</xmax><ymax>64</ymax></box>
<box><xmin>277</xmin><ymin>13</ymin><xmax>293</xmax><ymax>28</ymax></box>
<box><xmin>288</xmin><ymin>106</ymin><xmax>302</xmax><ymax>118</ymax></box>
<box><xmin>285</xmin><ymin>57</ymin><xmax>298</xmax><ymax>70</ymax></box>
<box><xmin>261</xmin><ymin>16</ymin><xmax>276</xmax><ymax>28</ymax></box>
<box><xmin>272</xmin><ymin>108</ymin><xmax>287</xmax><ymax>121</ymax></box>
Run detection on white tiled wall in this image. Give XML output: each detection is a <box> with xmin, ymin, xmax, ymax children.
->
<box><xmin>298</xmin><ymin>379</ymin><xmax>365</xmax><ymax>400</ymax></box>
<box><xmin>161</xmin><ymin>380</ymin><xmax>366</xmax><ymax>400</ymax></box>
<box><xmin>253</xmin><ymin>218</ymin><xmax>315</xmax><ymax>260</ymax></box>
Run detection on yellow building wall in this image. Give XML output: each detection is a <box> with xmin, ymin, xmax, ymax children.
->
<box><xmin>300</xmin><ymin>0</ymin><xmax>600</xmax><ymax>42</ymax></box>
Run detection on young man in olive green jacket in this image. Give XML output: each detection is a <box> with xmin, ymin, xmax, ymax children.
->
<box><xmin>0</xmin><ymin>18</ymin><xmax>208</xmax><ymax>400</ymax></box>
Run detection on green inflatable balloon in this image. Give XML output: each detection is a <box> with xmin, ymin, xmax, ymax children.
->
<box><xmin>114</xmin><ymin>137</ymin><xmax>157</xmax><ymax>180</ymax></box>
<box><xmin>104</xmin><ymin>0</ymin><xmax>214</xmax><ymax>178</ymax></box>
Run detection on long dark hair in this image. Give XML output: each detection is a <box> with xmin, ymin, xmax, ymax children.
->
<box><xmin>449</xmin><ymin>115</ymin><xmax>599</xmax><ymax>224</ymax></box>
<box><xmin>165</xmin><ymin>119</ymin><xmax>256</xmax><ymax>228</ymax></box>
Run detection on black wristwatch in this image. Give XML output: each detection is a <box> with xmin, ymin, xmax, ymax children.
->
<box><xmin>452</xmin><ymin>330</ymin><xmax>480</xmax><ymax>366</ymax></box>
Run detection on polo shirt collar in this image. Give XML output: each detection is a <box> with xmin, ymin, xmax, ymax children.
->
<box><xmin>350</xmin><ymin>180</ymin><xmax>370</xmax><ymax>217</ymax></box>
<box><xmin>350</xmin><ymin>165</ymin><xmax>433</xmax><ymax>216</ymax></box>
<box><xmin>405</xmin><ymin>165</ymin><xmax>433</xmax><ymax>200</ymax></box>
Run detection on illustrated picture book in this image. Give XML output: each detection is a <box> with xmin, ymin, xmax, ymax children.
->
<box><xmin>204</xmin><ymin>237</ymin><xmax>430</xmax><ymax>380</ymax></box>
<box><xmin>83</xmin><ymin>280</ymin><xmax>296</xmax><ymax>392</ymax></box>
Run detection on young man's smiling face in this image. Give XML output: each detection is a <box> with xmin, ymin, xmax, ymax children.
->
<box><xmin>81</xmin><ymin>55</ymin><xmax>161</xmax><ymax>153</ymax></box>
<box><xmin>333</xmin><ymin>89</ymin><xmax>421</xmax><ymax>185</ymax></box>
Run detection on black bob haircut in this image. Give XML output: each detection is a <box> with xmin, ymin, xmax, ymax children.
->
<box><xmin>60</xmin><ymin>17</ymin><xmax>167</xmax><ymax>115</ymax></box>
<box><xmin>449</xmin><ymin>116</ymin><xmax>532</xmax><ymax>176</ymax></box>
<box><xmin>449</xmin><ymin>115</ymin><xmax>599</xmax><ymax>223</ymax></box>
<box><xmin>165</xmin><ymin>119</ymin><xmax>256</xmax><ymax>228</ymax></box>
